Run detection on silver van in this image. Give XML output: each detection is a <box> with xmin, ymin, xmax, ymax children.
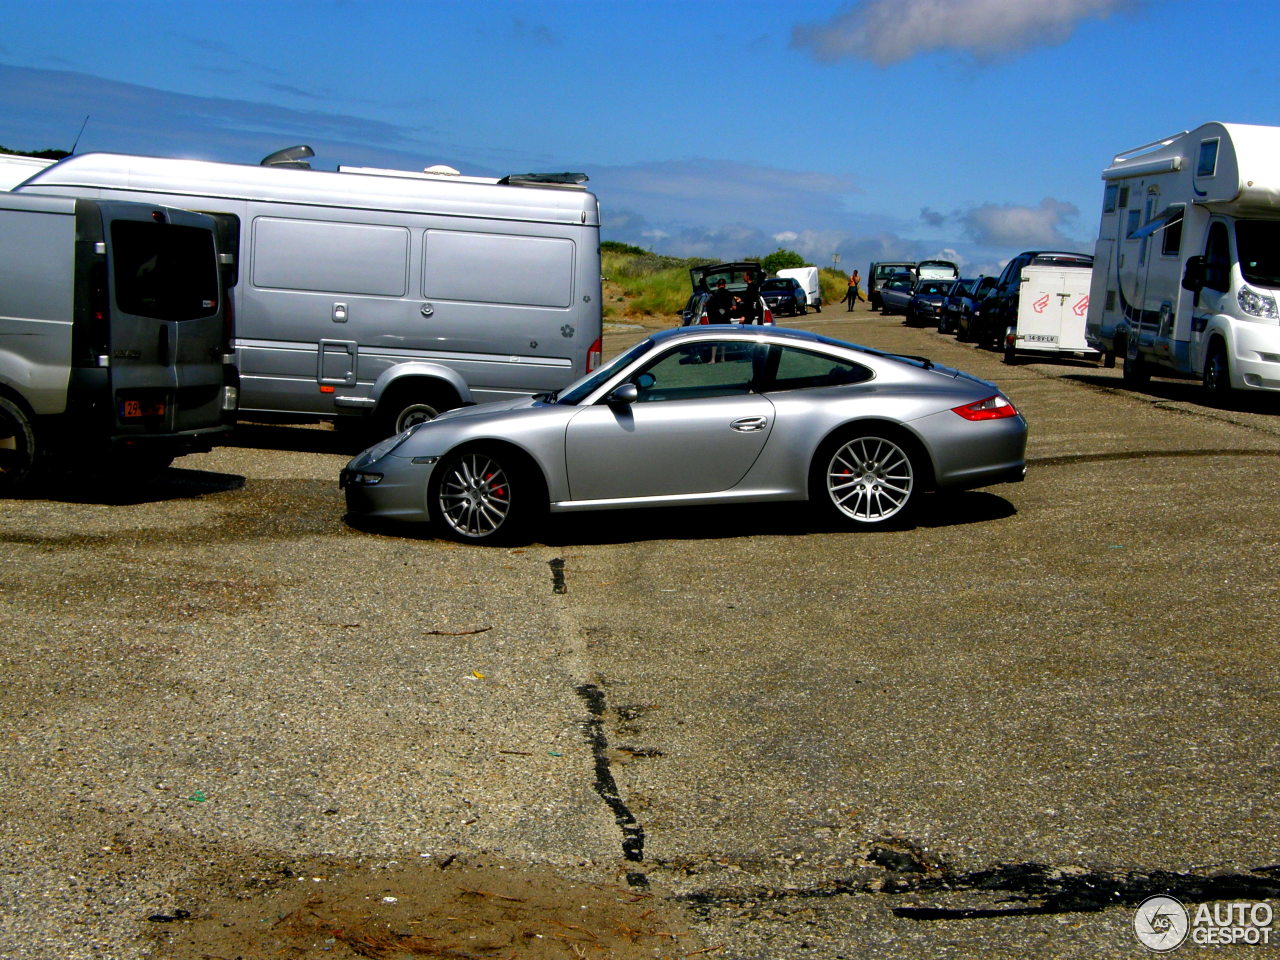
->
<box><xmin>18</xmin><ymin>151</ymin><xmax>604</xmax><ymax>436</ymax></box>
<box><xmin>0</xmin><ymin>192</ymin><xmax>237</xmax><ymax>490</ymax></box>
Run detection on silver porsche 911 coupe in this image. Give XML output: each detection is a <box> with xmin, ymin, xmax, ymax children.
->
<box><xmin>341</xmin><ymin>326</ymin><xmax>1027</xmax><ymax>542</ymax></box>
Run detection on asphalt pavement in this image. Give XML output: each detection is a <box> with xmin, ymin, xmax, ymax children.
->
<box><xmin>1</xmin><ymin>303</ymin><xmax>1278</xmax><ymax>959</ymax></box>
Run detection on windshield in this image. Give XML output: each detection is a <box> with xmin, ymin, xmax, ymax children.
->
<box><xmin>1235</xmin><ymin>221</ymin><xmax>1280</xmax><ymax>288</ymax></box>
<box><xmin>557</xmin><ymin>338</ymin><xmax>652</xmax><ymax>405</ymax></box>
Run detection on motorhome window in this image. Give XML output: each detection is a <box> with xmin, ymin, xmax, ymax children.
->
<box><xmin>1118</xmin><ymin>186</ymin><xmax>1130</xmax><ymax>208</ymax></box>
<box><xmin>252</xmin><ymin>218</ymin><xmax>409</xmax><ymax>297</ymax></box>
<box><xmin>1204</xmin><ymin>221</ymin><xmax>1231</xmax><ymax>291</ymax></box>
<box><xmin>1235</xmin><ymin>221</ymin><xmax>1280</xmax><ymax>288</ymax></box>
<box><xmin>1160</xmin><ymin>215</ymin><xmax>1183</xmax><ymax>257</ymax></box>
<box><xmin>1125</xmin><ymin>210</ymin><xmax>1141</xmax><ymax>240</ymax></box>
<box><xmin>110</xmin><ymin>220</ymin><xmax>218</xmax><ymax>322</ymax></box>
<box><xmin>1103</xmin><ymin>184</ymin><xmax>1118</xmax><ymax>213</ymax></box>
<box><xmin>1197</xmin><ymin>139</ymin><xmax>1220</xmax><ymax>178</ymax></box>
<box><xmin>424</xmin><ymin>230</ymin><xmax>573</xmax><ymax>307</ymax></box>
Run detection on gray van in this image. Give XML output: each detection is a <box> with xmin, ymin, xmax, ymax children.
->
<box><xmin>18</xmin><ymin>151</ymin><xmax>604</xmax><ymax>437</ymax></box>
<box><xmin>0</xmin><ymin>192</ymin><xmax>237</xmax><ymax>490</ymax></box>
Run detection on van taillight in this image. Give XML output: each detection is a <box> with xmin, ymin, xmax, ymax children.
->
<box><xmin>587</xmin><ymin>336</ymin><xmax>602</xmax><ymax>373</ymax></box>
<box><xmin>90</xmin><ymin>260</ymin><xmax>110</xmax><ymax>354</ymax></box>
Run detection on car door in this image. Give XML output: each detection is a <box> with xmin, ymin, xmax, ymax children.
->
<box><xmin>563</xmin><ymin>340</ymin><xmax>774</xmax><ymax>501</ymax></box>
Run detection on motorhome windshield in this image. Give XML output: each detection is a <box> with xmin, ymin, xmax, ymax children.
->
<box><xmin>1235</xmin><ymin>221</ymin><xmax>1280</xmax><ymax>289</ymax></box>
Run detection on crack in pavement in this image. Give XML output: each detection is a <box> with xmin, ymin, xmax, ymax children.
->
<box><xmin>575</xmin><ymin>682</ymin><xmax>647</xmax><ymax>887</ymax></box>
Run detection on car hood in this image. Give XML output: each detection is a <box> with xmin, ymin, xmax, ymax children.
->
<box><xmin>431</xmin><ymin>396</ymin><xmax>542</xmax><ymax>423</ymax></box>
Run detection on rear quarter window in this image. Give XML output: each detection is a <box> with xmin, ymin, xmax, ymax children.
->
<box><xmin>767</xmin><ymin>346</ymin><xmax>872</xmax><ymax>391</ymax></box>
<box><xmin>110</xmin><ymin>220</ymin><xmax>219</xmax><ymax>321</ymax></box>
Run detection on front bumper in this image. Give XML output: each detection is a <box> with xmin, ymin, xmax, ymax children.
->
<box><xmin>340</xmin><ymin>451</ymin><xmax>435</xmax><ymax>522</ymax></box>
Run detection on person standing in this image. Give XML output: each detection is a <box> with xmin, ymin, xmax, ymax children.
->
<box><xmin>705</xmin><ymin>278</ymin><xmax>735</xmax><ymax>323</ymax></box>
<box><xmin>845</xmin><ymin>270</ymin><xmax>866</xmax><ymax>310</ymax></box>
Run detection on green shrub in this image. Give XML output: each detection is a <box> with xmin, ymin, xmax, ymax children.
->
<box><xmin>760</xmin><ymin>248</ymin><xmax>808</xmax><ymax>273</ymax></box>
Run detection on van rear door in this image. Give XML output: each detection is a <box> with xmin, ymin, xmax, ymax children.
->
<box><xmin>100</xmin><ymin>202</ymin><xmax>227</xmax><ymax>438</ymax></box>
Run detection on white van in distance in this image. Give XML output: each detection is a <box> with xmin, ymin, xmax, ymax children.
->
<box><xmin>1086</xmin><ymin>122</ymin><xmax>1280</xmax><ymax>395</ymax></box>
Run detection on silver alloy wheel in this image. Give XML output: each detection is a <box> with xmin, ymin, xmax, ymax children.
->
<box><xmin>826</xmin><ymin>435</ymin><xmax>914</xmax><ymax>523</ymax></box>
<box><xmin>437</xmin><ymin>452</ymin><xmax>512</xmax><ymax>539</ymax></box>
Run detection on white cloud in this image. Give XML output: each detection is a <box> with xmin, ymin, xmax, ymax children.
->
<box><xmin>960</xmin><ymin>198</ymin><xmax>1084</xmax><ymax>248</ymax></box>
<box><xmin>793</xmin><ymin>0</ymin><xmax>1139</xmax><ymax>65</ymax></box>
<box><xmin>774</xmin><ymin>230</ymin><xmax>799</xmax><ymax>243</ymax></box>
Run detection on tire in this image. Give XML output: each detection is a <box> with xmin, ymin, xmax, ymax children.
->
<box><xmin>814</xmin><ymin>303</ymin><xmax>822</xmax><ymax>313</ymax></box>
<box><xmin>1203</xmin><ymin>339</ymin><xmax>1231</xmax><ymax>399</ymax></box>
<box><xmin>0</xmin><ymin>395</ymin><xmax>38</xmax><ymax>494</ymax></box>
<box><xmin>811</xmin><ymin>430</ymin><xmax>919</xmax><ymax>528</ymax></box>
<box><xmin>377</xmin><ymin>385</ymin><xmax>454</xmax><ymax>438</ymax></box>
<box><xmin>1103</xmin><ymin>350</ymin><xmax>1116</xmax><ymax>369</ymax></box>
<box><xmin>430</xmin><ymin>446</ymin><xmax>544</xmax><ymax>544</ymax></box>
<box><xmin>1002</xmin><ymin>338</ymin><xmax>1017</xmax><ymax>364</ymax></box>
<box><xmin>1121</xmin><ymin>347</ymin><xmax>1150</xmax><ymax>386</ymax></box>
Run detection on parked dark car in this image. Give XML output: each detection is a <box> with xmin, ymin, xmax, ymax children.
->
<box><xmin>955</xmin><ymin>277</ymin><xmax>997</xmax><ymax>341</ymax></box>
<box><xmin>876</xmin><ymin>273</ymin><xmax>917</xmax><ymax>315</ymax></box>
<box><xmin>970</xmin><ymin>251</ymin><xmax>1093</xmax><ymax>349</ymax></box>
<box><xmin>938</xmin><ymin>278</ymin><xmax>975</xmax><ymax>334</ymax></box>
<box><xmin>760</xmin><ymin>277</ymin><xmax>807</xmax><ymax>317</ymax></box>
<box><xmin>905</xmin><ymin>279</ymin><xmax>958</xmax><ymax>327</ymax></box>
<box><xmin>868</xmin><ymin>260</ymin><xmax>917</xmax><ymax>311</ymax></box>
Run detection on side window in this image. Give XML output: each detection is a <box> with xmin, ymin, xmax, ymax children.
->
<box><xmin>1204</xmin><ymin>221</ymin><xmax>1231</xmax><ymax>292</ymax></box>
<box><xmin>1161</xmin><ymin>209</ymin><xmax>1184</xmax><ymax>258</ymax></box>
<box><xmin>765</xmin><ymin>346</ymin><xmax>872</xmax><ymax>392</ymax></box>
<box><xmin>1197</xmin><ymin>139</ymin><xmax>1220</xmax><ymax>178</ymax></box>
<box><xmin>630</xmin><ymin>342</ymin><xmax>758</xmax><ymax>403</ymax></box>
<box><xmin>1139</xmin><ymin>190</ymin><xmax>1158</xmax><ymax>265</ymax></box>
<box><xmin>1125</xmin><ymin>210</ymin><xmax>1142</xmax><ymax>240</ymax></box>
<box><xmin>1103</xmin><ymin>184</ymin><xmax>1119</xmax><ymax>214</ymax></box>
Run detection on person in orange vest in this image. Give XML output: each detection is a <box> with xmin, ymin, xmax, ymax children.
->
<box><xmin>843</xmin><ymin>270</ymin><xmax>866</xmax><ymax>310</ymax></box>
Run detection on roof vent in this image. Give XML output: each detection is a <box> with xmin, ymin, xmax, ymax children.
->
<box><xmin>498</xmin><ymin>172</ymin><xmax>589</xmax><ymax>186</ymax></box>
<box><xmin>423</xmin><ymin>164</ymin><xmax>461</xmax><ymax>176</ymax></box>
<box><xmin>260</xmin><ymin>145</ymin><xmax>315</xmax><ymax>169</ymax></box>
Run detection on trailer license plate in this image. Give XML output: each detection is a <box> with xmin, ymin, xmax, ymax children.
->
<box><xmin>1024</xmin><ymin>334</ymin><xmax>1057</xmax><ymax>343</ymax></box>
<box><xmin>122</xmin><ymin>399</ymin><xmax>165</xmax><ymax>418</ymax></box>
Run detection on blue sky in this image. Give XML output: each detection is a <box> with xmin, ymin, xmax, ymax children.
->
<box><xmin>1</xmin><ymin>0</ymin><xmax>1276</xmax><ymax>276</ymax></box>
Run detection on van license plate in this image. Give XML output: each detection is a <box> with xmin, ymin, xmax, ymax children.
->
<box><xmin>122</xmin><ymin>400</ymin><xmax>165</xmax><ymax>418</ymax></box>
<box><xmin>1024</xmin><ymin>334</ymin><xmax>1057</xmax><ymax>344</ymax></box>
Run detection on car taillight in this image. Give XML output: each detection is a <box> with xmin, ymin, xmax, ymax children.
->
<box><xmin>587</xmin><ymin>336</ymin><xmax>602</xmax><ymax>372</ymax></box>
<box><xmin>952</xmin><ymin>395</ymin><xmax>1019</xmax><ymax>421</ymax></box>
<box><xmin>698</xmin><ymin>312</ymin><xmax>709</xmax><ymax>325</ymax></box>
<box><xmin>763</xmin><ymin>306</ymin><xmax>774</xmax><ymax>325</ymax></box>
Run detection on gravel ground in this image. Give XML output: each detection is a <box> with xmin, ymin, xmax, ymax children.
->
<box><xmin>1</xmin><ymin>305</ymin><xmax>1278</xmax><ymax>958</ymax></box>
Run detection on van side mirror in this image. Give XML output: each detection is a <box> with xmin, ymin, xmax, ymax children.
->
<box><xmin>607</xmin><ymin>383</ymin><xmax>639</xmax><ymax>405</ymax></box>
<box><xmin>1182</xmin><ymin>256</ymin><xmax>1205</xmax><ymax>292</ymax></box>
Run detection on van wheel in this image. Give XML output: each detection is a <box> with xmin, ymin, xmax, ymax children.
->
<box><xmin>810</xmin><ymin>430</ymin><xmax>919</xmax><ymax>528</ymax></box>
<box><xmin>1203</xmin><ymin>340</ymin><xmax>1231</xmax><ymax>399</ymax></box>
<box><xmin>377</xmin><ymin>386</ymin><xmax>453</xmax><ymax>438</ymax></box>
<box><xmin>0</xmin><ymin>396</ymin><xmax>37</xmax><ymax>493</ymax></box>
<box><xmin>430</xmin><ymin>446</ymin><xmax>544</xmax><ymax>544</ymax></box>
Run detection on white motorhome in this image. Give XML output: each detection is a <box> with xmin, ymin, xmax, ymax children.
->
<box><xmin>776</xmin><ymin>266</ymin><xmax>822</xmax><ymax>312</ymax></box>
<box><xmin>1086</xmin><ymin>122</ymin><xmax>1280</xmax><ymax>394</ymax></box>
<box><xmin>17</xmin><ymin>150</ymin><xmax>603</xmax><ymax>434</ymax></box>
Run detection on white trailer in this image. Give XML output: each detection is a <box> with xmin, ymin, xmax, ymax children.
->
<box><xmin>776</xmin><ymin>266</ymin><xmax>821</xmax><ymax>311</ymax></box>
<box><xmin>1003</xmin><ymin>263</ymin><xmax>1097</xmax><ymax>363</ymax></box>
<box><xmin>0</xmin><ymin>155</ymin><xmax>54</xmax><ymax>190</ymax></box>
<box><xmin>1085</xmin><ymin>122</ymin><xmax>1280</xmax><ymax>395</ymax></box>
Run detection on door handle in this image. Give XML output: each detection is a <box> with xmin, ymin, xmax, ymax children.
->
<box><xmin>731</xmin><ymin>416</ymin><xmax>767</xmax><ymax>432</ymax></box>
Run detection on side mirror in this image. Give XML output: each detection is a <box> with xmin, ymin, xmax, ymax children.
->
<box><xmin>607</xmin><ymin>383</ymin><xmax>639</xmax><ymax>405</ymax></box>
<box><xmin>1182</xmin><ymin>255</ymin><xmax>1205</xmax><ymax>292</ymax></box>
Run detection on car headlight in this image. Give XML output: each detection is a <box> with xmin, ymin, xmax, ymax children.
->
<box><xmin>1238</xmin><ymin>286</ymin><xmax>1278</xmax><ymax>319</ymax></box>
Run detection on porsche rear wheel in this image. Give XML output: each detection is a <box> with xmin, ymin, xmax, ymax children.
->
<box><xmin>812</xmin><ymin>431</ymin><xmax>919</xmax><ymax>527</ymax></box>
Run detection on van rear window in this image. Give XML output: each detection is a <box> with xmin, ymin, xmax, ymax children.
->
<box><xmin>110</xmin><ymin>221</ymin><xmax>219</xmax><ymax>321</ymax></box>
